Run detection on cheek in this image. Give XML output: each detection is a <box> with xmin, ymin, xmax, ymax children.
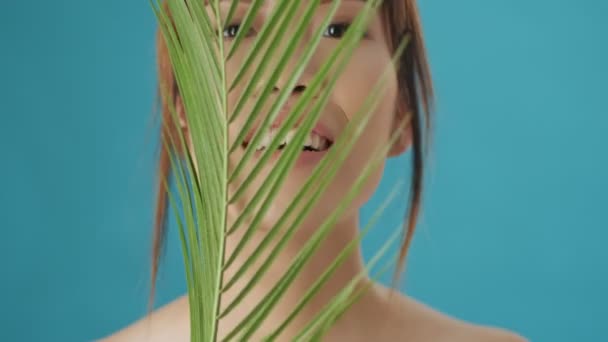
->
<box><xmin>328</xmin><ymin>47</ymin><xmax>399</xmax><ymax>208</ymax></box>
<box><xmin>220</xmin><ymin>38</ymin><xmax>399</xmax><ymax>222</ymax></box>
<box><xmin>333</xmin><ymin>46</ymin><xmax>398</xmax><ymax>134</ymax></box>
<box><xmin>334</xmin><ymin>45</ymin><xmax>399</xmax><ymax>153</ymax></box>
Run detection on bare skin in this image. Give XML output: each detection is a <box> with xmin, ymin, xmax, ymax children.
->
<box><xmin>102</xmin><ymin>1</ymin><xmax>529</xmax><ymax>341</ymax></box>
<box><xmin>101</xmin><ymin>216</ymin><xmax>527</xmax><ymax>342</ymax></box>
<box><xmin>101</xmin><ymin>285</ymin><xmax>527</xmax><ymax>342</ymax></box>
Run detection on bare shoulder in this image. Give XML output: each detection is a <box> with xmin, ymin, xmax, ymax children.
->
<box><xmin>445</xmin><ymin>315</ymin><xmax>529</xmax><ymax>342</ymax></box>
<box><xmin>372</xmin><ymin>284</ymin><xmax>528</xmax><ymax>342</ymax></box>
<box><xmin>97</xmin><ymin>295</ymin><xmax>190</xmax><ymax>342</ymax></box>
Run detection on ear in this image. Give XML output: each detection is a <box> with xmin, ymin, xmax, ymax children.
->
<box><xmin>388</xmin><ymin>108</ymin><xmax>413</xmax><ymax>157</ymax></box>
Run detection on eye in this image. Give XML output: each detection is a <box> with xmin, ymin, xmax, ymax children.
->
<box><xmin>224</xmin><ymin>23</ymin><xmax>255</xmax><ymax>39</ymax></box>
<box><xmin>323</xmin><ymin>22</ymin><xmax>350</xmax><ymax>38</ymax></box>
<box><xmin>222</xmin><ymin>23</ymin><xmax>255</xmax><ymax>39</ymax></box>
<box><xmin>223</xmin><ymin>23</ymin><xmax>240</xmax><ymax>38</ymax></box>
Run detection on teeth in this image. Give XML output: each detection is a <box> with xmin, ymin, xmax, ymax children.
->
<box><xmin>253</xmin><ymin>129</ymin><xmax>331</xmax><ymax>151</ymax></box>
<box><xmin>319</xmin><ymin>138</ymin><xmax>327</xmax><ymax>150</ymax></box>
<box><xmin>256</xmin><ymin>128</ymin><xmax>273</xmax><ymax>150</ymax></box>
<box><xmin>304</xmin><ymin>133</ymin><xmax>330</xmax><ymax>150</ymax></box>
<box><xmin>311</xmin><ymin>134</ymin><xmax>319</xmax><ymax>148</ymax></box>
<box><xmin>285</xmin><ymin>130</ymin><xmax>296</xmax><ymax>144</ymax></box>
<box><xmin>303</xmin><ymin>134</ymin><xmax>313</xmax><ymax>148</ymax></box>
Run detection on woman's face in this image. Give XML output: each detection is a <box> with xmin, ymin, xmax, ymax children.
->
<box><xmin>185</xmin><ymin>0</ymin><xmax>406</xmax><ymax>233</ymax></box>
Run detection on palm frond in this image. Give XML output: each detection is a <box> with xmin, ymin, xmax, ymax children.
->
<box><xmin>150</xmin><ymin>0</ymin><xmax>412</xmax><ymax>340</ymax></box>
<box><xmin>293</xmin><ymin>226</ymin><xmax>402</xmax><ymax>342</ymax></box>
<box><xmin>265</xmin><ymin>183</ymin><xmax>405</xmax><ymax>340</ymax></box>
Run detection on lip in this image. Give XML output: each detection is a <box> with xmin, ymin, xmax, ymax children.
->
<box><xmin>294</xmin><ymin>148</ymin><xmax>330</xmax><ymax>167</ymax></box>
<box><xmin>244</xmin><ymin>100</ymin><xmax>339</xmax><ymax>168</ymax></box>
<box><xmin>306</xmin><ymin>123</ymin><xmax>333</xmax><ymax>141</ymax></box>
<box><xmin>242</xmin><ymin>109</ymin><xmax>334</xmax><ymax>146</ymax></box>
<box><xmin>249</xmin><ymin>118</ymin><xmax>335</xmax><ymax>167</ymax></box>
<box><xmin>246</xmin><ymin>105</ymin><xmax>336</xmax><ymax>168</ymax></box>
<box><xmin>254</xmin><ymin>146</ymin><xmax>331</xmax><ymax>168</ymax></box>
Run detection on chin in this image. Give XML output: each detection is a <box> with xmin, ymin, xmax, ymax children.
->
<box><xmin>280</xmin><ymin>163</ymin><xmax>384</xmax><ymax>225</ymax></box>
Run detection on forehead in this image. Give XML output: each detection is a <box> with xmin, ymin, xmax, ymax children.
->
<box><xmin>211</xmin><ymin>0</ymin><xmax>364</xmax><ymax>3</ymax></box>
<box><xmin>201</xmin><ymin>0</ymin><xmax>368</xmax><ymax>10</ymax></box>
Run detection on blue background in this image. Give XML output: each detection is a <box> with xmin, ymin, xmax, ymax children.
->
<box><xmin>1</xmin><ymin>1</ymin><xmax>606</xmax><ymax>341</ymax></box>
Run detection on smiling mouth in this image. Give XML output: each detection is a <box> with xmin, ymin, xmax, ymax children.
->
<box><xmin>242</xmin><ymin>130</ymin><xmax>334</xmax><ymax>153</ymax></box>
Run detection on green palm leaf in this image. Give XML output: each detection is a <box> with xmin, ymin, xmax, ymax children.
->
<box><xmin>149</xmin><ymin>0</ymin><xmax>413</xmax><ymax>340</ymax></box>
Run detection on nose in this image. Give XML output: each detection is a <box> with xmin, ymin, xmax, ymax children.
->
<box><xmin>271</xmin><ymin>49</ymin><xmax>310</xmax><ymax>94</ymax></box>
<box><xmin>292</xmin><ymin>84</ymin><xmax>306</xmax><ymax>93</ymax></box>
<box><xmin>273</xmin><ymin>84</ymin><xmax>306</xmax><ymax>94</ymax></box>
<box><xmin>260</xmin><ymin>35</ymin><xmax>313</xmax><ymax>98</ymax></box>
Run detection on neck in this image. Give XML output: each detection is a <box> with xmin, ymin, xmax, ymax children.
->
<box><xmin>218</xmin><ymin>212</ymin><xmax>371</xmax><ymax>339</ymax></box>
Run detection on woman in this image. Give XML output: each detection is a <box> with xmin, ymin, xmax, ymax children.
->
<box><xmin>103</xmin><ymin>0</ymin><xmax>528</xmax><ymax>340</ymax></box>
